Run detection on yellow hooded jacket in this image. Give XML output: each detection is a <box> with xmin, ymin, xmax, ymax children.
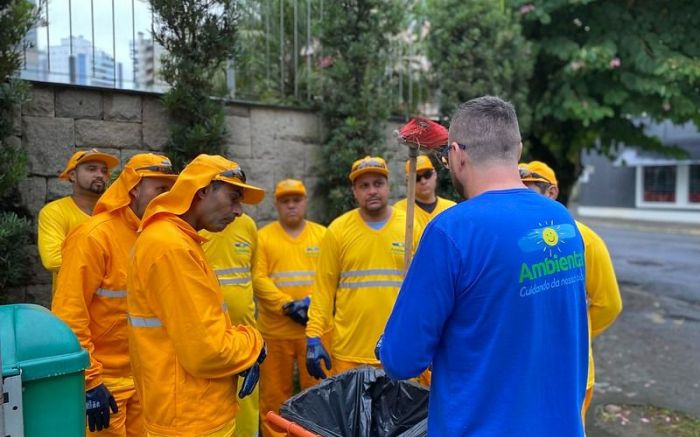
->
<box><xmin>306</xmin><ymin>208</ymin><xmax>419</xmax><ymax>364</ymax></box>
<box><xmin>52</xmin><ymin>153</ymin><xmax>176</xmax><ymax>390</ymax></box>
<box><xmin>127</xmin><ymin>154</ymin><xmax>265</xmax><ymax>436</ymax></box>
<box><xmin>253</xmin><ymin>220</ymin><xmax>328</xmax><ymax>339</ymax></box>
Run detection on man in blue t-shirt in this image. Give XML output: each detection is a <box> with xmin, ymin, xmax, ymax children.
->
<box><xmin>377</xmin><ymin>96</ymin><xmax>588</xmax><ymax>436</ymax></box>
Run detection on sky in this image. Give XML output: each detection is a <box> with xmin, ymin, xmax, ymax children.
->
<box><xmin>32</xmin><ymin>0</ymin><xmax>154</xmax><ymax>87</ymax></box>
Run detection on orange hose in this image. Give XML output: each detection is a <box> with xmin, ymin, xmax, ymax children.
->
<box><xmin>265</xmin><ymin>411</ymin><xmax>322</xmax><ymax>437</ymax></box>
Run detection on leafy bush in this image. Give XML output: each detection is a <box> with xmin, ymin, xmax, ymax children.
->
<box><xmin>0</xmin><ymin>211</ymin><xmax>33</xmax><ymax>290</ymax></box>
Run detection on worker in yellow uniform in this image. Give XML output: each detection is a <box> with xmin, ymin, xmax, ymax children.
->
<box><xmin>519</xmin><ymin>160</ymin><xmax>623</xmax><ymax>424</ymax></box>
<box><xmin>38</xmin><ymin>148</ymin><xmax>119</xmax><ymax>294</ymax></box>
<box><xmin>52</xmin><ymin>153</ymin><xmax>178</xmax><ymax>436</ymax></box>
<box><xmin>305</xmin><ymin>156</ymin><xmax>420</xmax><ymax>379</ymax></box>
<box><xmin>253</xmin><ymin>179</ymin><xmax>329</xmax><ymax>437</ymax></box>
<box><xmin>200</xmin><ymin>212</ymin><xmax>258</xmax><ymax>437</ymax></box>
<box><xmin>127</xmin><ymin>154</ymin><xmax>267</xmax><ymax>437</ymax></box>
<box><xmin>394</xmin><ymin>154</ymin><xmax>456</xmax><ymax>233</ymax></box>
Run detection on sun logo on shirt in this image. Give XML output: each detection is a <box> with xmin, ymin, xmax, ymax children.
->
<box><xmin>536</xmin><ymin>221</ymin><xmax>565</xmax><ymax>256</ymax></box>
<box><xmin>518</xmin><ymin>220</ymin><xmax>577</xmax><ymax>257</ymax></box>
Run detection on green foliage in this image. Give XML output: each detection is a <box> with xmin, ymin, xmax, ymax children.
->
<box><xmin>234</xmin><ymin>0</ymin><xmax>321</xmax><ymax>105</ymax></box>
<box><xmin>0</xmin><ymin>79</ymin><xmax>29</xmax><ymax>198</ymax></box>
<box><xmin>314</xmin><ymin>0</ymin><xmax>406</xmax><ymax>222</ymax></box>
<box><xmin>515</xmin><ymin>0</ymin><xmax>700</xmax><ymax>203</ymax></box>
<box><xmin>0</xmin><ymin>0</ymin><xmax>39</xmax><ymax>81</ymax></box>
<box><xmin>150</xmin><ymin>0</ymin><xmax>239</xmax><ymax>169</ymax></box>
<box><xmin>0</xmin><ymin>211</ymin><xmax>32</xmax><ymax>290</ymax></box>
<box><xmin>425</xmin><ymin>0</ymin><xmax>533</xmax><ymax>201</ymax></box>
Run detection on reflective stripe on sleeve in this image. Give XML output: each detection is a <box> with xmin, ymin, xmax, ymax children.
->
<box><xmin>128</xmin><ymin>315</ymin><xmax>162</xmax><ymax>328</ymax></box>
<box><xmin>96</xmin><ymin>288</ymin><xmax>127</xmax><ymax>298</ymax></box>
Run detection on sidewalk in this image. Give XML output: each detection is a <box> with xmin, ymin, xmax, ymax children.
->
<box><xmin>573</xmin><ymin>215</ymin><xmax>700</xmax><ymax>237</ymax></box>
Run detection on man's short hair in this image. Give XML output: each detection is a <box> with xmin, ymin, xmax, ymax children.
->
<box><xmin>448</xmin><ymin>96</ymin><xmax>522</xmax><ymax>164</ymax></box>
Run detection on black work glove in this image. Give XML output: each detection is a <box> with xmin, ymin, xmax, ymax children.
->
<box><xmin>282</xmin><ymin>296</ymin><xmax>311</xmax><ymax>326</ymax></box>
<box><xmin>306</xmin><ymin>337</ymin><xmax>332</xmax><ymax>380</ymax></box>
<box><xmin>86</xmin><ymin>383</ymin><xmax>118</xmax><ymax>432</ymax></box>
<box><xmin>238</xmin><ymin>344</ymin><xmax>267</xmax><ymax>398</ymax></box>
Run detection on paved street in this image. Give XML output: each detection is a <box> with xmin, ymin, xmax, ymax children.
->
<box><xmin>580</xmin><ymin>219</ymin><xmax>700</xmax><ymax>435</ymax></box>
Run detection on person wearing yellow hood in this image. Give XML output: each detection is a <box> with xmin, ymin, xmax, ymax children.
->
<box><xmin>127</xmin><ymin>154</ymin><xmax>267</xmax><ymax>437</ymax></box>
<box><xmin>52</xmin><ymin>153</ymin><xmax>178</xmax><ymax>436</ymax></box>
<box><xmin>38</xmin><ymin>148</ymin><xmax>119</xmax><ymax>295</ymax></box>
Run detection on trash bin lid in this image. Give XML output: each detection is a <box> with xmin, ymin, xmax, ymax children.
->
<box><xmin>0</xmin><ymin>304</ymin><xmax>89</xmax><ymax>381</ymax></box>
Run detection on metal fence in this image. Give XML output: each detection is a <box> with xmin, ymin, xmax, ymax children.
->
<box><xmin>20</xmin><ymin>0</ymin><xmax>432</xmax><ymax>114</ymax></box>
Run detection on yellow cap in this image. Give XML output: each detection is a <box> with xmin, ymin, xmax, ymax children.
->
<box><xmin>348</xmin><ymin>156</ymin><xmax>389</xmax><ymax>183</ymax></box>
<box><xmin>519</xmin><ymin>161</ymin><xmax>558</xmax><ymax>186</ymax></box>
<box><xmin>93</xmin><ymin>153</ymin><xmax>178</xmax><ymax>215</ymax></box>
<box><xmin>58</xmin><ymin>148</ymin><xmax>120</xmax><ymax>180</ymax></box>
<box><xmin>405</xmin><ymin>155</ymin><xmax>434</xmax><ymax>175</ymax></box>
<box><xmin>274</xmin><ymin>179</ymin><xmax>306</xmax><ymax>199</ymax></box>
<box><xmin>140</xmin><ymin>154</ymin><xmax>265</xmax><ymax>231</ymax></box>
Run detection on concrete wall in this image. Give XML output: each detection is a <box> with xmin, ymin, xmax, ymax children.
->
<box><xmin>7</xmin><ymin>82</ymin><xmax>413</xmax><ymax>306</ymax></box>
<box><xmin>579</xmin><ymin>150</ymin><xmax>636</xmax><ymax>208</ymax></box>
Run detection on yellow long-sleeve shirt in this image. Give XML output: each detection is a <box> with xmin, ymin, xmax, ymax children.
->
<box><xmin>253</xmin><ymin>220</ymin><xmax>327</xmax><ymax>339</ymax></box>
<box><xmin>394</xmin><ymin>196</ymin><xmax>456</xmax><ymax>233</ymax></box>
<box><xmin>306</xmin><ymin>207</ymin><xmax>419</xmax><ymax>364</ymax></box>
<box><xmin>578</xmin><ymin>221</ymin><xmax>623</xmax><ymax>390</ymax></box>
<box><xmin>127</xmin><ymin>214</ymin><xmax>264</xmax><ymax>436</ymax></box>
<box><xmin>201</xmin><ymin>213</ymin><xmax>257</xmax><ymax>327</ymax></box>
<box><xmin>37</xmin><ymin>196</ymin><xmax>90</xmax><ymax>294</ymax></box>
<box><xmin>52</xmin><ymin>207</ymin><xmax>139</xmax><ymax>390</ymax></box>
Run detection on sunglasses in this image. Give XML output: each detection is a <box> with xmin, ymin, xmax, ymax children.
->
<box><xmin>437</xmin><ymin>143</ymin><xmax>467</xmax><ymax>169</ymax></box>
<box><xmin>416</xmin><ymin>169</ymin><xmax>434</xmax><ymax>182</ymax></box>
<box><xmin>518</xmin><ymin>168</ymin><xmax>548</xmax><ymax>183</ymax></box>
<box><xmin>354</xmin><ymin>159</ymin><xmax>387</xmax><ymax>171</ymax></box>
<box><xmin>135</xmin><ymin>165</ymin><xmax>177</xmax><ymax>174</ymax></box>
<box><xmin>218</xmin><ymin>167</ymin><xmax>247</xmax><ymax>183</ymax></box>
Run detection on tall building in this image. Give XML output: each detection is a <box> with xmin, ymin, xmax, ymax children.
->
<box><xmin>133</xmin><ymin>32</ymin><xmax>167</xmax><ymax>91</ymax></box>
<box><xmin>39</xmin><ymin>35</ymin><xmax>122</xmax><ymax>87</ymax></box>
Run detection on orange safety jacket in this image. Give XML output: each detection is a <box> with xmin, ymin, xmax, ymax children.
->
<box><xmin>128</xmin><ymin>217</ymin><xmax>263</xmax><ymax>436</ymax></box>
<box><xmin>52</xmin><ymin>206</ymin><xmax>139</xmax><ymax>390</ymax></box>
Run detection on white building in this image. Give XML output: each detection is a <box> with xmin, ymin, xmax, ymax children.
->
<box><xmin>133</xmin><ymin>32</ymin><xmax>167</xmax><ymax>91</ymax></box>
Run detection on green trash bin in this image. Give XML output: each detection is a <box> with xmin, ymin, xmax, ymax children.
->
<box><xmin>1</xmin><ymin>303</ymin><xmax>90</xmax><ymax>437</ymax></box>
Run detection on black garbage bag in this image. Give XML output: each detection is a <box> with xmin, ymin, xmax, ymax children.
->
<box><xmin>279</xmin><ymin>367</ymin><xmax>429</xmax><ymax>437</ymax></box>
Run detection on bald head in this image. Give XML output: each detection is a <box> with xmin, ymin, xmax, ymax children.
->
<box><xmin>448</xmin><ymin>96</ymin><xmax>522</xmax><ymax>164</ymax></box>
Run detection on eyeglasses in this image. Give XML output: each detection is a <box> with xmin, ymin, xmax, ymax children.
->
<box><xmin>437</xmin><ymin>143</ymin><xmax>467</xmax><ymax>169</ymax></box>
<box><xmin>416</xmin><ymin>169</ymin><xmax>434</xmax><ymax>182</ymax></box>
<box><xmin>135</xmin><ymin>165</ymin><xmax>177</xmax><ymax>174</ymax></box>
<box><xmin>354</xmin><ymin>159</ymin><xmax>387</xmax><ymax>171</ymax></box>
<box><xmin>75</xmin><ymin>148</ymin><xmax>101</xmax><ymax>162</ymax></box>
<box><xmin>218</xmin><ymin>167</ymin><xmax>247</xmax><ymax>183</ymax></box>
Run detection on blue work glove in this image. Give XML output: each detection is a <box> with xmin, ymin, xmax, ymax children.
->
<box><xmin>238</xmin><ymin>344</ymin><xmax>267</xmax><ymax>398</ymax></box>
<box><xmin>282</xmin><ymin>296</ymin><xmax>311</xmax><ymax>326</ymax></box>
<box><xmin>86</xmin><ymin>384</ymin><xmax>118</xmax><ymax>432</ymax></box>
<box><xmin>374</xmin><ymin>334</ymin><xmax>384</xmax><ymax>361</ymax></box>
<box><xmin>306</xmin><ymin>337</ymin><xmax>331</xmax><ymax>380</ymax></box>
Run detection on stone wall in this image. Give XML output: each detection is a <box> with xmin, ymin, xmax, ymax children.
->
<box><xmin>8</xmin><ymin>82</ymin><xmax>411</xmax><ymax>306</ymax></box>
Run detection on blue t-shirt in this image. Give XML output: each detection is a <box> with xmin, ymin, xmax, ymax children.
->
<box><xmin>379</xmin><ymin>188</ymin><xmax>588</xmax><ymax>436</ymax></box>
